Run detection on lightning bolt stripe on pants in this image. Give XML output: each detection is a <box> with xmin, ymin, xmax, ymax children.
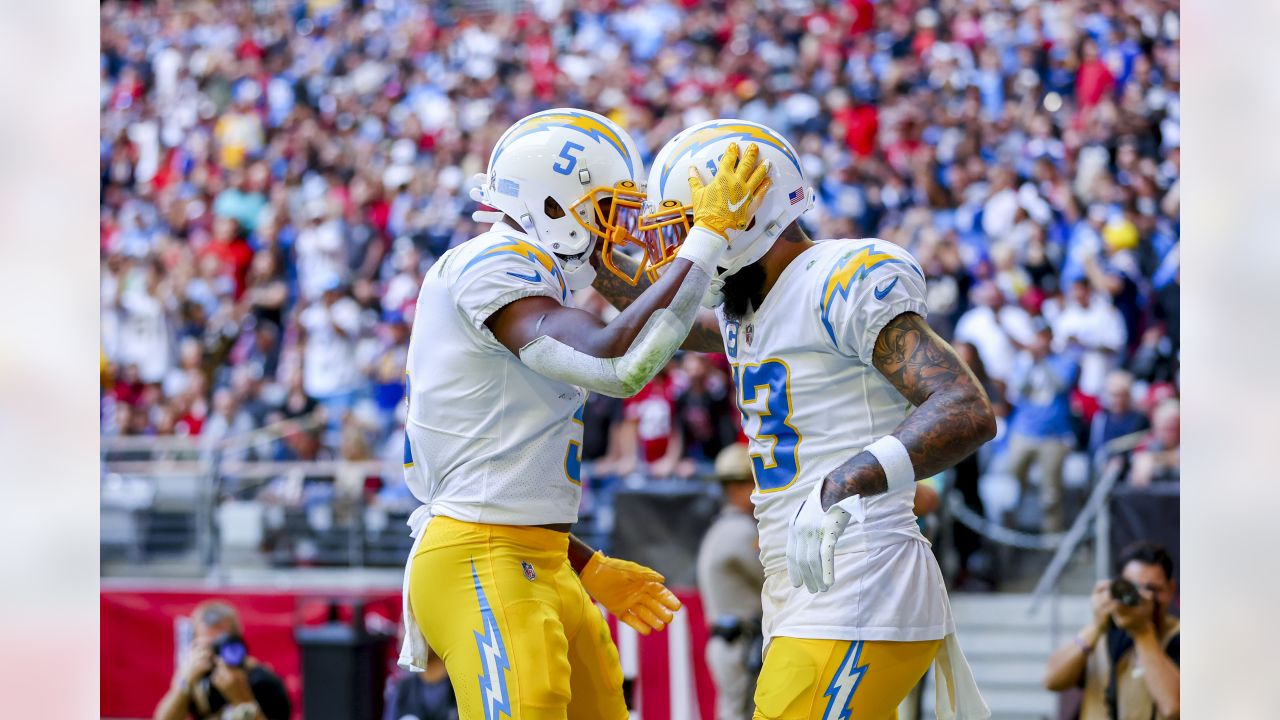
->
<box><xmin>472</xmin><ymin>560</ymin><xmax>513</xmax><ymax>720</ymax></box>
<box><xmin>821</xmin><ymin>640</ymin><xmax>869</xmax><ymax>720</ymax></box>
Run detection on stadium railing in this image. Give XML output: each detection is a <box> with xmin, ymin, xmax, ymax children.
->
<box><xmin>102</xmin><ymin>412</ymin><xmax>418</xmax><ymax>577</ymax></box>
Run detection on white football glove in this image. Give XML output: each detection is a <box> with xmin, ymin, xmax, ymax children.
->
<box><xmin>787</xmin><ymin>480</ymin><xmax>866</xmax><ymax>593</ymax></box>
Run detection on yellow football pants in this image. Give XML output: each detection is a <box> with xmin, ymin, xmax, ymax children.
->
<box><xmin>752</xmin><ymin>637</ymin><xmax>942</xmax><ymax>720</ymax></box>
<box><xmin>409</xmin><ymin>516</ymin><xmax>627</xmax><ymax>720</ymax></box>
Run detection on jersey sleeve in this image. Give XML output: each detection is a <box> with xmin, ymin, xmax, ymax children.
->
<box><xmin>816</xmin><ymin>241</ymin><xmax>929</xmax><ymax>362</ymax></box>
<box><xmin>447</xmin><ymin>234</ymin><xmax>570</xmax><ymax>331</ymax></box>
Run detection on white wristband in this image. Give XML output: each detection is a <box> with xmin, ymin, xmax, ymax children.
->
<box><xmin>676</xmin><ymin>226</ymin><xmax>728</xmax><ymax>278</ymax></box>
<box><xmin>863</xmin><ymin>435</ymin><xmax>915</xmax><ymax>494</ymax></box>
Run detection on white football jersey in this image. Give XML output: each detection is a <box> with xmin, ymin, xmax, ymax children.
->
<box><xmin>717</xmin><ymin>238</ymin><xmax>954</xmax><ymax>642</ymax></box>
<box><xmin>402</xmin><ymin>229</ymin><xmax>586</xmax><ymax>526</ymax></box>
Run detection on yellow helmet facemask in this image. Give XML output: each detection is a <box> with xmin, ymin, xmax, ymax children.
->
<box><xmin>598</xmin><ymin>195</ymin><xmax>693</xmax><ymax>286</ymax></box>
<box><xmin>573</xmin><ymin>179</ymin><xmax>664</xmax><ymax>286</ymax></box>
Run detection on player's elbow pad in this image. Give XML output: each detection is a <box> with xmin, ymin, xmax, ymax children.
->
<box><xmin>518</xmin><ymin>335</ymin><xmax>632</xmax><ymax>397</ymax></box>
<box><xmin>613</xmin><ymin>307</ymin><xmax>686</xmax><ymax>394</ymax></box>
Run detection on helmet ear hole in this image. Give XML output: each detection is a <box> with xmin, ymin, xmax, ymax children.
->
<box><xmin>544</xmin><ymin>196</ymin><xmax>566</xmax><ymax>219</ymax></box>
<box><xmin>745</xmin><ymin>216</ymin><xmax>757</xmax><ymax>232</ymax></box>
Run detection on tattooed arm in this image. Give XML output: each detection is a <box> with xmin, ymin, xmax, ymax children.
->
<box><xmin>818</xmin><ymin>312</ymin><xmax>996</xmax><ymax>509</ymax></box>
<box><xmin>591</xmin><ymin>247</ymin><xmax>724</xmax><ymax>353</ymax></box>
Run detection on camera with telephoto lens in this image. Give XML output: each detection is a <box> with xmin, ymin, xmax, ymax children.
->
<box><xmin>1110</xmin><ymin>578</ymin><xmax>1142</xmax><ymax>607</ymax></box>
<box><xmin>709</xmin><ymin>615</ymin><xmax>744</xmax><ymax>643</ymax></box>
<box><xmin>190</xmin><ymin>633</ymin><xmax>248</xmax><ymax>717</ymax></box>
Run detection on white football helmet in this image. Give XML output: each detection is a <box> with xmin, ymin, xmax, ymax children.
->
<box><xmin>625</xmin><ymin>119</ymin><xmax>814</xmax><ymax>285</ymax></box>
<box><xmin>472</xmin><ymin>108</ymin><xmax>646</xmax><ymax>290</ymax></box>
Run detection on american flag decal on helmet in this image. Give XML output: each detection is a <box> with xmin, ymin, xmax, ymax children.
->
<box><xmin>789</xmin><ymin>187</ymin><xmax>805</xmax><ymax>205</ymax></box>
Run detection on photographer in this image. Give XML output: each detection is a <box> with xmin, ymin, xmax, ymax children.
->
<box><xmin>696</xmin><ymin>444</ymin><xmax>765</xmax><ymax>720</ymax></box>
<box><xmin>1043</xmin><ymin>542</ymin><xmax>1180</xmax><ymax>719</ymax></box>
<box><xmin>382</xmin><ymin>649</ymin><xmax>457</xmax><ymax>720</ymax></box>
<box><xmin>154</xmin><ymin>601</ymin><xmax>291</xmax><ymax>720</ymax></box>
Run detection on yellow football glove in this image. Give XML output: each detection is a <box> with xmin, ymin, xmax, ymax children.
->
<box><xmin>579</xmin><ymin>551</ymin><xmax>683</xmax><ymax>635</ymax></box>
<box><xmin>687</xmin><ymin>142</ymin><xmax>773</xmax><ymax>240</ymax></box>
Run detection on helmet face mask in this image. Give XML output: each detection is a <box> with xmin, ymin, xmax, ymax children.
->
<box><xmin>603</xmin><ymin>196</ymin><xmax>691</xmax><ymax>286</ymax></box>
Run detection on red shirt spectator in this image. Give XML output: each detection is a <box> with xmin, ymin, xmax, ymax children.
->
<box><xmin>836</xmin><ymin>104</ymin><xmax>879</xmax><ymax>158</ymax></box>
<box><xmin>846</xmin><ymin>0</ymin><xmax>875</xmax><ymax>35</ymax></box>
<box><xmin>624</xmin><ymin>373</ymin><xmax>679</xmax><ymax>464</ymax></box>
<box><xmin>1076</xmin><ymin>39</ymin><xmax>1116</xmax><ymax>109</ymax></box>
<box><xmin>176</xmin><ymin>410</ymin><xmax>204</xmax><ymax>436</ymax></box>
<box><xmin>201</xmin><ymin>217</ymin><xmax>255</xmax><ymax>298</ymax></box>
<box><xmin>886</xmin><ymin>117</ymin><xmax>925</xmax><ymax>175</ymax></box>
<box><xmin>236</xmin><ymin>36</ymin><xmax>264</xmax><ymax>61</ymax></box>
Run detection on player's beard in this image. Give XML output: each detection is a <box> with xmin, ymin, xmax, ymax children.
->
<box><xmin>720</xmin><ymin>260</ymin><xmax>766</xmax><ymax>323</ymax></box>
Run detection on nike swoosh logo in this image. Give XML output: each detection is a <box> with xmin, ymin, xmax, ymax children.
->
<box><xmin>726</xmin><ymin>194</ymin><xmax>749</xmax><ymax>212</ymax></box>
<box><xmin>873</xmin><ymin>277</ymin><xmax>899</xmax><ymax>300</ymax></box>
<box><xmin>507</xmin><ymin>270</ymin><xmax>541</xmax><ymax>283</ymax></box>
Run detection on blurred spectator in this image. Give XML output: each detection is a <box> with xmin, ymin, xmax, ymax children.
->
<box><xmin>1006</xmin><ymin>324</ymin><xmax>1079</xmax><ymax>533</ymax></box>
<box><xmin>954</xmin><ymin>281</ymin><xmax>1035</xmax><ymax>386</ymax></box>
<box><xmin>1150</xmin><ymin>246</ymin><xmax>1180</xmax><ymax>351</ymax></box>
<box><xmin>1076</xmin><ymin>37</ymin><xmax>1117</xmax><ymax>111</ymax></box>
<box><xmin>242</xmin><ymin>249</ymin><xmax>288</xmax><ymax>334</ymax></box>
<box><xmin>697</xmin><ymin>444</ymin><xmax>764</xmax><ymax>720</ymax></box>
<box><xmin>153</xmin><ymin>600</ymin><xmax>291</xmax><ymax>720</ymax></box>
<box><xmin>382</xmin><ymin>651</ymin><xmax>457</xmax><ymax>720</ymax></box>
<box><xmin>298</xmin><ymin>276</ymin><xmax>362</xmax><ymax>420</ymax></box>
<box><xmin>296</xmin><ymin>200</ymin><xmax>347</xmax><ymax>303</ymax></box>
<box><xmin>1088</xmin><ymin>370</ymin><xmax>1149</xmax><ymax>458</ymax></box>
<box><xmin>1131</xmin><ymin>323</ymin><xmax>1179</xmax><ymax>387</ymax></box>
<box><xmin>201</xmin><ymin>387</ymin><xmax>255</xmax><ymax>459</ymax></box>
<box><xmin>581</xmin><ymin>392</ymin><xmax>626</xmax><ymax>471</ymax></box>
<box><xmin>1129</xmin><ymin>399</ymin><xmax>1179</xmax><ymax>486</ymax></box>
<box><xmin>1043</xmin><ymin>542</ymin><xmax>1179</xmax><ymax>719</ymax></box>
<box><xmin>213</xmin><ymin>164</ymin><xmax>269</xmax><ymax>234</ymax></box>
<box><xmin>114</xmin><ymin>260</ymin><xmax>172</xmax><ymax>385</ymax></box>
<box><xmin>1087</xmin><ymin>217</ymin><xmax>1144</xmax><ymax>349</ymax></box>
<box><xmin>619</xmin><ymin>361</ymin><xmax>681</xmax><ymax>477</ymax></box>
<box><xmin>1048</xmin><ymin>280</ymin><xmax>1127</xmax><ymax>408</ymax></box>
<box><xmin>671</xmin><ymin>353</ymin><xmax>739</xmax><ymax>478</ymax></box>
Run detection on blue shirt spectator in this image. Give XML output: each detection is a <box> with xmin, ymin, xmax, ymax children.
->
<box><xmin>1009</xmin><ymin>330</ymin><xmax>1081</xmax><ymax>440</ymax></box>
<box><xmin>1089</xmin><ymin>370</ymin><xmax>1150</xmax><ymax>457</ymax></box>
<box><xmin>1006</xmin><ymin>326</ymin><xmax>1082</xmax><ymax>532</ymax></box>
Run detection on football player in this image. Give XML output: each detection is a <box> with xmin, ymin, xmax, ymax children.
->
<box><xmin>590</xmin><ymin>119</ymin><xmax>996</xmax><ymax>719</ymax></box>
<box><xmin>398</xmin><ymin>108</ymin><xmax>773</xmax><ymax>720</ymax></box>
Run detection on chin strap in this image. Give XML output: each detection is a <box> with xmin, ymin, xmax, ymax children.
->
<box><xmin>560</xmin><ymin>249</ymin><xmax>598</xmax><ymax>291</ymax></box>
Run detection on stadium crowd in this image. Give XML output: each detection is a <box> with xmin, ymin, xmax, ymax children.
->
<box><xmin>100</xmin><ymin>0</ymin><xmax>1180</xmax><ymax>567</ymax></box>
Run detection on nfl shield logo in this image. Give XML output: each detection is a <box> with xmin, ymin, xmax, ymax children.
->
<box><xmin>521</xmin><ymin>561</ymin><xmax>536</xmax><ymax>581</ymax></box>
<box><xmin>745</xmin><ymin>324</ymin><xmax>754</xmax><ymax>346</ymax></box>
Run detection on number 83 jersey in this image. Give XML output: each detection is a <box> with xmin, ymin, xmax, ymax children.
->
<box><xmin>716</xmin><ymin>239</ymin><xmax>931</xmax><ymax>580</ymax></box>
